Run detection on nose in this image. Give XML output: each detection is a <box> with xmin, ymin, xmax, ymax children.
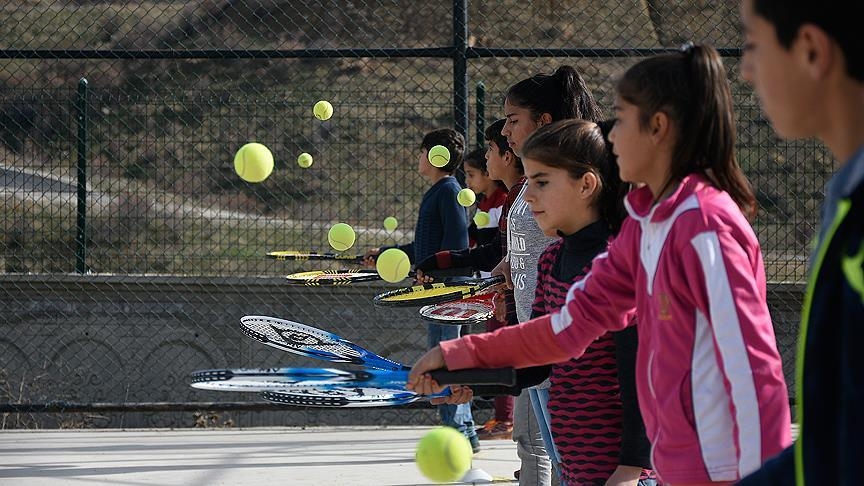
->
<box><xmin>501</xmin><ymin>120</ymin><xmax>510</xmax><ymax>137</ymax></box>
<box><xmin>608</xmin><ymin>124</ymin><xmax>618</xmax><ymax>144</ymax></box>
<box><xmin>523</xmin><ymin>181</ymin><xmax>535</xmax><ymax>203</ymax></box>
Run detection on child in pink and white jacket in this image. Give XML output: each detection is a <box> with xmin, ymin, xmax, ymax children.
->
<box><xmin>408</xmin><ymin>44</ymin><xmax>791</xmax><ymax>486</ymax></box>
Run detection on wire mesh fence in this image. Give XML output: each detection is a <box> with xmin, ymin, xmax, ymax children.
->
<box><xmin>1</xmin><ymin>1</ymin><xmax>823</xmax><ymax>428</ymax></box>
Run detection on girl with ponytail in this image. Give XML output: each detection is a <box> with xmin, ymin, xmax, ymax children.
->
<box><xmin>410</xmin><ymin>45</ymin><xmax>792</xmax><ymax>485</ymax></box>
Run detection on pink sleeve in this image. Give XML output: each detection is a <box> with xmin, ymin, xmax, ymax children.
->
<box><xmin>549</xmin><ymin>227</ymin><xmax>638</xmax><ymax>355</ymax></box>
<box><xmin>440</xmin><ymin>315</ymin><xmax>573</xmax><ymax>370</ymax></box>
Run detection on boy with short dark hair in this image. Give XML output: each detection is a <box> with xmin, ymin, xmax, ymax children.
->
<box><xmin>364</xmin><ymin>128</ymin><xmax>479</xmax><ymax>452</ymax></box>
<box><xmin>738</xmin><ymin>0</ymin><xmax>864</xmax><ymax>483</ymax></box>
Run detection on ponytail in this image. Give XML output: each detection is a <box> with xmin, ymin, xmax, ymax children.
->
<box><xmin>506</xmin><ymin>65</ymin><xmax>603</xmax><ymax>124</ymax></box>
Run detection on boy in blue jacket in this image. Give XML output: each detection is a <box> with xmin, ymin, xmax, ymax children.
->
<box><xmin>364</xmin><ymin>128</ymin><xmax>479</xmax><ymax>451</ymax></box>
<box><xmin>739</xmin><ymin>0</ymin><xmax>864</xmax><ymax>484</ymax></box>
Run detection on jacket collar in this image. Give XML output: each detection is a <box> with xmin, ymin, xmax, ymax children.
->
<box><xmin>625</xmin><ymin>173</ymin><xmax>709</xmax><ymax>223</ymax></box>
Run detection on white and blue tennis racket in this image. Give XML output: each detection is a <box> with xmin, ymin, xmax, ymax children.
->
<box><xmin>199</xmin><ymin>315</ymin><xmax>518</xmax><ymax>407</ymax></box>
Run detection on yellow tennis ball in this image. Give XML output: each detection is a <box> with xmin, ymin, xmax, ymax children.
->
<box><xmin>383</xmin><ymin>216</ymin><xmax>398</xmax><ymax>231</ymax></box>
<box><xmin>473</xmin><ymin>210</ymin><xmax>490</xmax><ymax>227</ymax></box>
<box><xmin>313</xmin><ymin>100</ymin><xmax>333</xmax><ymax>121</ymax></box>
<box><xmin>233</xmin><ymin>142</ymin><xmax>274</xmax><ymax>183</ymax></box>
<box><xmin>376</xmin><ymin>248</ymin><xmax>410</xmax><ymax>283</ymax></box>
<box><xmin>457</xmin><ymin>188</ymin><xmax>476</xmax><ymax>207</ymax></box>
<box><xmin>427</xmin><ymin>145</ymin><xmax>451</xmax><ymax>168</ymax></box>
<box><xmin>297</xmin><ymin>152</ymin><xmax>313</xmax><ymax>168</ymax></box>
<box><xmin>327</xmin><ymin>223</ymin><xmax>356</xmax><ymax>251</ymax></box>
<box><xmin>415</xmin><ymin>427</ymin><xmax>472</xmax><ymax>483</ymax></box>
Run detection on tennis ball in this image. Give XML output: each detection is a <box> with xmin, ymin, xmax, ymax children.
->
<box><xmin>415</xmin><ymin>427</ymin><xmax>472</xmax><ymax>483</ymax></box>
<box><xmin>427</xmin><ymin>145</ymin><xmax>451</xmax><ymax>168</ymax></box>
<box><xmin>376</xmin><ymin>248</ymin><xmax>411</xmax><ymax>283</ymax></box>
<box><xmin>327</xmin><ymin>223</ymin><xmax>356</xmax><ymax>252</ymax></box>
<box><xmin>313</xmin><ymin>100</ymin><xmax>333</xmax><ymax>121</ymax></box>
<box><xmin>383</xmin><ymin>216</ymin><xmax>398</xmax><ymax>232</ymax></box>
<box><xmin>473</xmin><ymin>210</ymin><xmax>490</xmax><ymax>227</ymax></box>
<box><xmin>233</xmin><ymin>142</ymin><xmax>274</xmax><ymax>183</ymax></box>
<box><xmin>457</xmin><ymin>188</ymin><xmax>476</xmax><ymax>207</ymax></box>
<box><xmin>297</xmin><ymin>152</ymin><xmax>313</xmax><ymax>168</ymax></box>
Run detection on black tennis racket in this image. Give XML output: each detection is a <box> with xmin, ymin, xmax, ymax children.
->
<box><xmin>418</xmin><ymin>293</ymin><xmax>495</xmax><ymax>325</ymax></box>
<box><xmin>285</xmin><ymin>269</ymin><xmax>381</xmax><ymax>286</ymax></box>
<box><xmin>373</xmin><ymin>275</ymin><xmax>504</xmax><ymax>307</ymax></box>
<box><xmin>267</xmin><ymin>250</ymin><xmax>364</xmax><ymax>263</ymax></box>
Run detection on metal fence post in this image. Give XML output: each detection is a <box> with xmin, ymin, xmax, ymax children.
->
<box><xmin>452</xmin><ymin>0</ymin><xmax>468</xmax><ymax>143</ymax></box>
<box><xmin>75</xmin><ymin>77</ymin><xmax>88</xmax><ymax>274</ymax></box>
<box><xmin>475</xmin><ymin>81</ymin><xmax>485</xmax><ymax>150</ymax></box>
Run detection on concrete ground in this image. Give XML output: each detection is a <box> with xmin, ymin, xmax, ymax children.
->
<box><xmin>0</xmin><ymin>427</ymin><xmax>519</xmax><ymax>486</ymax></box>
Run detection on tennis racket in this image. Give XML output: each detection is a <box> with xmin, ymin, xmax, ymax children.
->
<box><xmin>418</xmin><ymin>293</ymin><xmax>495</xmax><ymax>325</ymax></box>
<box><xmin>259</xmin><ymin>382</ymin><xmax>513</xmax><ymax>408</ymax></box>
<box><xmin>239</xmin><ymin>315</ymin><xmax>407</xmax><ymax>371</ymax></box>
<box><xmin>190</xmin><ymin>367</ymin><xmax>515</xmax><ymax>393</ymax></box>
<box><xmin>266</xmin><ymin>250</ymin><xmax>364</xmax><ymax>263</ymax></box>
<box><xmin>373</xmin><ymin>275</ymin><xmax>504</xmax><ymax>307</ymax></box>
<box><xmin>285</xmin><ymin>269</ymin><xmax>380</xmax><ymax>286</ymax></box>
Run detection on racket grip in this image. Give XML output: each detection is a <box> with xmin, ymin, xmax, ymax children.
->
<box><xmin>428</xmin><ymin>367</ymin><xmax>515</xmax><ymax>386</ymax></box>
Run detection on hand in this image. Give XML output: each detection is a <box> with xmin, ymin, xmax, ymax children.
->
<box><xmin>492</xmin><ymin>291</ymin><xmax>507</xmax><ymax>322</ymax></box>
<box><xmin>414</xmin><ymin>269</ymin><xmax>435</xmax><ymax>285</ymax></box>
<box><xmin>362</xmin><ymin>248</ymin><xmax>381</xmax><ymax>268</ymax></box>
<box><xmin>490</xmin><ymin>257</ymin><xmax>513</xmax><ymax>289</ymax></box>
<box><xmin>603</xmin><ymin>465</ymin><xmax>644</xmax><ymax>486</ymax></box>
<box><xmin>430</xmin><ymin>385</ymin><xmax>474</xmax><ymax>405</ymax></box>
<box><xmin>407</xmin><ymin>346</ymin><xmax>447</xmax><ymax>395</ymax></box>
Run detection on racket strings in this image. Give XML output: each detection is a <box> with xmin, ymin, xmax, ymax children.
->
<box><xmin>241</xmin><ymin>319</ymin><xmax>364</xmax><ymax>360</ymax></box>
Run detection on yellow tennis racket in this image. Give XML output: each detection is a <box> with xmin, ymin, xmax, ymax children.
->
<box><xmin>373</xmin><ymin>275</ymin><xmax>504</xmax><ymax>307</ymax></box>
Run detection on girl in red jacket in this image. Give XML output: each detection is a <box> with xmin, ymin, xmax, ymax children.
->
<box><xmin>409</xmin><ymin>44</ymin><xmax>791</xmax><ymax>485</ymax></box>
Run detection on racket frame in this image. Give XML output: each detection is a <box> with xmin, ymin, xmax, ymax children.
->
<box><xmin>373</xmin><ymin>275</ymin><xmax>504</xmax><ymax>307</ymax></box>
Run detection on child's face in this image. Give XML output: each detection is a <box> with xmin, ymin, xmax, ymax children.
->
<box><xmin>502</xmin><ymin>99</ymin><xmax>543</xmax><ymax>157</ymax></box>
<box><xmin>417</xmin><ymin>148</ymin><xmax>439</xmax><ymax>179</ymax></box>
<box><xmin>739</xmin><ymin>0</ymin><xmax>818</xmax><ymax>139</ymax></box>
<box><xmin>522</xmin><ymin>157</ymin><xmax>593</xmax><ymax>236</ymax></box>
<box><xmin>485</xmin><ymin>141</ymin><xmax>508</xmax><ymax>182</ymax></box>
<box><xmin>609</xmin><ymin>98</ymin><xmax>657</xmax><ymax>188</ymax></box>
<box><xmin>464</xmin><ymin>164</ymin><xmax>495</xmax><ymax>196</ymax></box>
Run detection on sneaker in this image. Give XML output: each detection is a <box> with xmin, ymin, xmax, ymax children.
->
<box><xmin>469</xmin><ymin>434</ymin><xmax>481</xmax><ymax>454</ymax></box>
<box><xmin>477</xmin><ymin>419</ymin><xmax>513</xmax><ymax>440</ymax></box>
<box><xmin>459</xmin><ymin>467</ymin><xmax>493</xmax><ymax>483</ymax></box>
<box><xmin>475</xmin><ymin>418</ymin><xmax>497</xmax><ymax>432</ymax></box>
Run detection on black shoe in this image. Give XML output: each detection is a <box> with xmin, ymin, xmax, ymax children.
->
<box><xmin>469</xmin><ymin>435</ymin><xmax>480</xmax><ymax>454</ymax></box>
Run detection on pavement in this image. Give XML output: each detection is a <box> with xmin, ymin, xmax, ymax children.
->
<box><xmin>0</xmin><ymin>427</ymin><xmax>519</xmax><ymax>486</ymax></box>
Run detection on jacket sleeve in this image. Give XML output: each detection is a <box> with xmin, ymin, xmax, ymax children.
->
<box><xmin>548</xmin><ymin>228</ymin><xmax>638</xmax><ymax>355</ymax></box>
<box><xmin>681</xmin><ymin>228</ymin><xmax>791</xmax><ymax>475</ymax></box>
<box><xmin>441</xmin><ymin>226</ymin><xmax>637</xmax><ymax>371</ymax></box>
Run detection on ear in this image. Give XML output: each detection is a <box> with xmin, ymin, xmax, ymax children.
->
<box><xmin>578</xmin><ymin>172</ymin><xmax>600</xmax><ymax>200</ymax></box>
<box><xmin>537</xmin><ymin>112</ymin><xmax>553</xmax><ymax>126</ymax></box>
<box><xmin>649</xmin><ymin>111</ymin><xmax>672</xmax><ymax>145</ymax></box>
<box><xmin>796</xmin><ymin>24</ymin><xmax>835</xmax><ymax>79</ymax></box>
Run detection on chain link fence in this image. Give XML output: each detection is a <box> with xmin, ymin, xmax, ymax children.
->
<box><xmin>1</xmin><ymin>1</ymin><xmax>823</xmax><ymax>428</ymax></box>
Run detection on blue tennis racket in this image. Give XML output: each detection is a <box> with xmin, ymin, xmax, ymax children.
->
<box><xmin>239</xmin><ymin>315</ymin><xmax>407</xmax><ymax>371</ymax></box>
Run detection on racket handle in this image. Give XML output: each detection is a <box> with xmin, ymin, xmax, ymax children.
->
<box><xmin>428</xmin><ymin>367</ymin><xmax>515</xmax><ymax>386</ymax></box>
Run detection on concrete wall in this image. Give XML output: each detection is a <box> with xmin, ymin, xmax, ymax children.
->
<box><xmin>0</xmin><ymin>275</ymin><xmax>803</xmax><ymax>428</ymax></box>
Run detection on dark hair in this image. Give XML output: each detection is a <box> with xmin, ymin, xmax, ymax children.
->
<box><xmin>522</xmin><ymin>119</ymin><xmax>628</xmax><ymax>234</ymax></box>
<box><xmin>485</xmin><ymin>118</ymin><xmax>523</xmax><ymax>173</ymax></box>
<box><xmin>462</xmin><ymin>147</ymin><xmax>488</xmax><ymax>171</ymax></box>
<box><xmin>505</xmin><ymin>65</ymin><xmax>603</xmax><ymax>123</ymax></box>
<box><xmin>421</xmin><ymin>128</ymin><xmax>465</xmax><ymax>173</ymax></box>
<box><xmin>616</xmin><ymin>44</ymin><xmax>757</xmax><ymax>220</ymax></box>
<box><xmin>754</xmin><ymin>0</ymin><xmax>862</xmax><ymax>81</ymax></box>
